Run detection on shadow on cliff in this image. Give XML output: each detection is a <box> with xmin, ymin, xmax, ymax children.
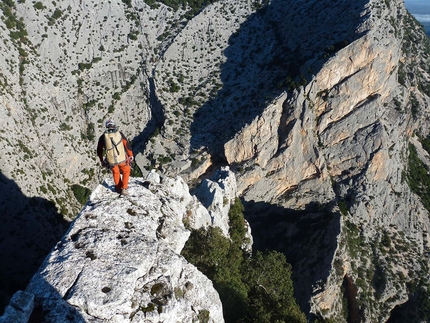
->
<box><xmin>26</xmin><ymin>277</ymin><xmax>86</xmax><ymax>323</ymax></box>
<box><xmin>243</xmin><ymin>199</ymin><xmax>341</xmax><ymax>315</ymax></box>
<box><xmin>0</xmin><ymin>172</ymin><xmax>69</xmax><ymax>315</ymax></box>
<box><xmin>190</xmin><ymin>0</ymin><xmax>369</xmax><ymax>159</ymax></box>
<box><xmin>132</xmin><ymin>76</ymin><xmax>165</xmax><ymax>156</ymax></box>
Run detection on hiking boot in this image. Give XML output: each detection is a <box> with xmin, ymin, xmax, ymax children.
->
<box><xmin>121</xmin><ymin>188</ymin><xmax>129</xmax><ymax>196</ymax></box>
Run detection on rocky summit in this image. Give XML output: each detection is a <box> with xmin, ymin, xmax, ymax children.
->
<box><xmin>1</xmin><ymin>168</ymin><xmax>241</xmax><ymax>322</ymax></box>
<box><xmin>2</xmin><ymin>0</ymin><xmax>430</xmax><ymax>322</ymax></box>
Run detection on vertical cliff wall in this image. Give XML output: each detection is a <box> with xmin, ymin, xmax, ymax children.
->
<box><xmin>218</xmin><ymin>0</ymin><xmax>430</xmax><ymax>321</ymax></box>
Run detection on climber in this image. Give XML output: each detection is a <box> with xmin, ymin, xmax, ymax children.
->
<box><xmin>97</xmin><ymin>119</ymin><xmax>134</xmax><ymax>195</ymax></box>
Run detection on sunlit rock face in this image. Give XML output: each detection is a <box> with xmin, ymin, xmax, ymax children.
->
<box><xmin>220</xmin><ymin>0</ymin><xmax>430</xmax><ymax>321</ymax></box>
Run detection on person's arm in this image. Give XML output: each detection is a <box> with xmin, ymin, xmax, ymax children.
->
<box><xmin>121</xmin><ymin>132</ymin><xmax>133</xmax><ymax>157</ymax></box>
<box><xmin>96</xmin><ymin>136</ymin><xmax>105</xmax><ymax>163</ymax></box>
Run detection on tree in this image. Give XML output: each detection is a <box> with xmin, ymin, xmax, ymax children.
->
<box><xmin>181</xmin><ymin>226</ymin><xmax>230</xmax><ymax>279</ymax></box>
<box><xmin>243</xmin><ymin>250</ymin><xmax>306</xmax><ymax>323</ymax></box>
<box><xmin>182</xmin><ymin>225</ymin><xmax>250</xmax><ymax>322</ymax></box>
<box><xmin>182</xmin><ymin>199</ymin><xmax>306</xmax><ymax>323</ymax></box>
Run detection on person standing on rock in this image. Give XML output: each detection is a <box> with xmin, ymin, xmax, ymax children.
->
<box><xmin>97</xmin><ymin>119</ymin><xmax>133</xmax><ymax>195</ymax></box>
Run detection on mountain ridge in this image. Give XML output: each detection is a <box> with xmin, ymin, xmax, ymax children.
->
<box><xmin>1</xmin><ymin>0</ymin><xmax>430</xmax><ymax>321</ymax></box>
<box><xmin>1</xmin><ymin>173</ymin><xmax>229</xmax><ymax>322</ymax></box>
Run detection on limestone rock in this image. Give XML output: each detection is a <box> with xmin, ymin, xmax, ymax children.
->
<box><xmin>193</xmin><ymin>166</ymin><xmax>237</xmax><ymax>236</ymax></box>
<box><xmin>0</xmin><ymin>291</ymin><xmax>34</xmax><ymax>323</ymax></box>
<box><xmin>22</xmin><ymin>177</ymin><xmax>224</xmax><ymax>323</ymax></box>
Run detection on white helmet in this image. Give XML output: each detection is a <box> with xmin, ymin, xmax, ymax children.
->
<box><xmin>105</xmin><ymin>119</ymin><xmax>116</xmax><ymax>129</ymax></box>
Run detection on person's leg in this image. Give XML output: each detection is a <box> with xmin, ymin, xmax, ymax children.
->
<box><xmin>111</xmin><ymin>165</ymin><xmax>122</xmax><ymax>192</ymax></box>
<box><xmin>120</xmin><ymin>163</ymin><xmax>131</xmax><ymax>189</ymax></box>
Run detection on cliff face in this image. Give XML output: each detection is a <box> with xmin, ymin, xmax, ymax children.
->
<box><xmin>220</xmin><ymin>0</ymin><xmax>430</xmax><ymax>321</ymax></box>
<box><xmin>223</xmin><ymin>0</ymin><xmax>426</xmax><ymax>222</ymax></box>
<box><xmin>146</xmin><ymin>0</ymin><xmax>430</xmax><ymax>321</ymax></box>
<box><xmin>2</xmin><ymin>0</ymin><xmax>430</xmax><ymax>321</ymax></box>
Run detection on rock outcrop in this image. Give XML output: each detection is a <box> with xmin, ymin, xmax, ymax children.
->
<box><xmin>145</xmin><ymin>0</ymin><xmax>430</xmax><ymax>321</ymax></box>
<box><xmin>1</xmin><ymin>173</ymin><xmax>236</xmax><ymax>322</ymax></box>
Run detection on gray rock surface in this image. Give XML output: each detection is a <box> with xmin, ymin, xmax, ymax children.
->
<box><xmin>20</xmin><ymin>176</ymin><xmax>225</xmax><ymax>322</ymax></box>
<box><xmin>193</xmin><ymin>166</ymin><xmax>237</xmax><ymax>235</ymax></box>
<box><xmin>0</xmin><ymin>291</ymin><xmax>34</xmax><ymax>323</ymax></box>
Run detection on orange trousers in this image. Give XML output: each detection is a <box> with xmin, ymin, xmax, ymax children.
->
<box><xmin>111</xmin><ymin>162</ymin><xmax>130</xmax><ymax>192</ymax></box>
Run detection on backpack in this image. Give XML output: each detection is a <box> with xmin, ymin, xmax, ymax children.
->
<box><xmin>104</xmin><ymin>130</ymin><xmax>127</xmax><ymax>166</ymax></box>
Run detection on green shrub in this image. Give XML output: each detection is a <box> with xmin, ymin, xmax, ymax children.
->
<box><xmin>410</xmin><ymin>93</ymin><xmax>420</xmax><ymax>119</ymax></box>
<box><xmin>59</xmin><ymin>122</ymin><xmax>72</xmax><ymax>131</ymax></box>
<box><xmin>85</xmin><ymin>122</ymin><xmax>95</xmax><ymax>141</ymax></box>
<box><xmin>128</xmin><ymin>30</ymin><xmax>139</xmax><ymax>40</ymax></box>
<box><xmin>122</xmin><ymin>0</ymin><xmax>132</xmax><ymax>7</ymax></box>
<box><xmin>406</xmin><ymin>143</ymin><xmax>430</xmax><ymax>212</ymax></box>
<box><xmin>167</xmin><ymin>78</ymin><xmax>180</xmax><ymax>93</ymax></box>
<box><xmin>71</xmin><ymin>184</ymin><xmax>91</xmax><ymax>205</ymax></box>
<box><xmin>130</xmin><ymin>162</ymin><xmax>143</xmax><ymax>177</ymax></box>
<box><xmin>420</xmin><ymin>136</ymin><xmax>430</xmax><ymax>155</ymax></box>
<box><xmin>2</xmin><ymin>0</ymin><xmax>14</xmax><ymax>7</ymax></box>
<box><xmin>397</xmin><ymin>62</ymin><xmax>406</xmax><ymax>85</ymax></box>
<box><xmin>244</xmin><ymin>250</ymin><xmax>306</xmax><ymax>323</ymax></box>
<box><xmin>34</xmin><ymin>2</ymin><xmax>45</xmax><ymax>9</ymax></box>
<box><xmin>417</xmin><ymin>280</ymin><xmax>430</xmax><ymax>321</ymax></box>
<box><xmin>338</xmin><ymin>199</ymin><xmax>348</xmax><ymax>216</ymax></box>
<box><xmin>157</xmin><ymin>155</ymin><xmax>172</xmax><ymax>164</ymax></box>
<box><xmin>228</xmin><ymin>198</ymin><xmax>247</xmax><ymax>247</ymax></box>
<box><xmin>181</xmin><ymin>199</ymin><xmax>305</xmax><ymax>323</ymax></box>
<box><xmin>51</xmin><ymin>8</ymin><xmax>62</xmax><ymax>20</ymax></box>
<box><xmin>197</xmin><ymin>309</ymin><xmax>210</xmax><ymax>323</ymax></box>
<box><xmin>78</xmin><ymin>62</ymin><xmax>92</xmax><ymax>71</ymax></box>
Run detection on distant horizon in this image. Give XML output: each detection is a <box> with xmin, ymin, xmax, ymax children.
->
<box><xmin>404</xmin><ymin>0</ymin><xmax>430</xmax><ymax>13</ymax></box>
<box><xmin>404</xmin><ymin>0</ymin><xmax>430</xmax><ymax>36</ymax></box>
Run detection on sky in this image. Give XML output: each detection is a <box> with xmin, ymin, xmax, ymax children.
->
<box><xmin>404</xmin><ymin>0</ymin><xmax>430</xmax><ymax>35</ymax></box>
<box><xmin>404</xmin><ymin>0</ymin><xmax>430</xmax><ymax>21</ymax></box>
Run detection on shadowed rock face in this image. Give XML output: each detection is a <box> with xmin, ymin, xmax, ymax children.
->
<box><xmin>244</xmin><ymin>200</ymin><xmax>341</xmax><ymax>315</ymax></box>
<box><xmin>0</xmin><ymin>173</ymin><xmax>68</xmax><ymax>316</ymax></box>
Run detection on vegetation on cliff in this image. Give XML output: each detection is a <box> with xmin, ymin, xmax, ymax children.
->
<box><xmin>142</xmin><ymin>0</ymin><xmax>221</xmax><ymax>19</ymax></box>
<box><xmin>406</xmin><ymin>142</ymin><xmax>430</xmax><ymax>211</ymax></box>
<box><xmin>182</xmin><ymin>198</ymin><xmax>306</xmax><ymax>323</ymax></box>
